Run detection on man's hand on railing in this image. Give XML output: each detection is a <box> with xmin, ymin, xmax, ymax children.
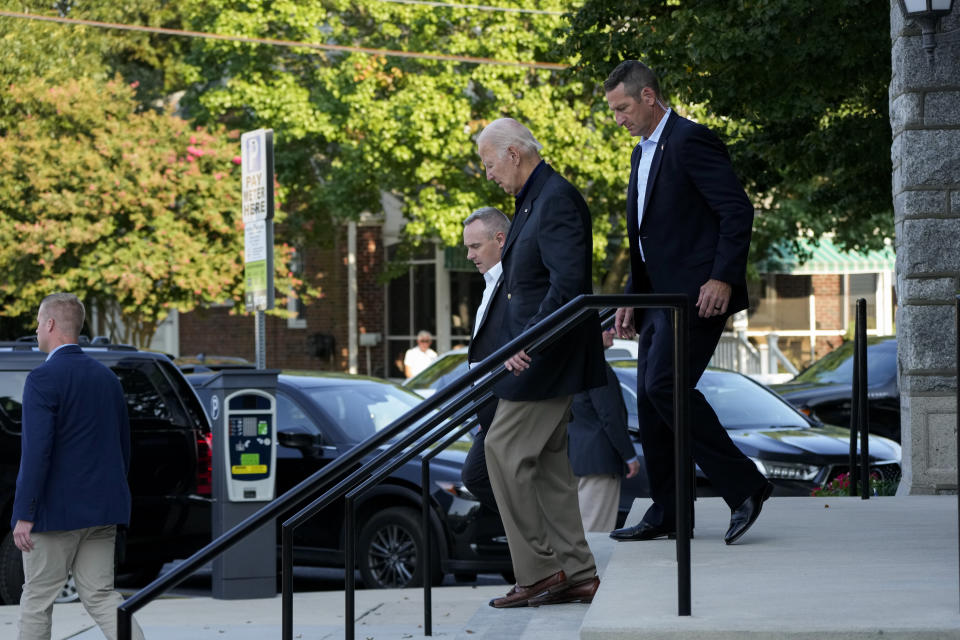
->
<box><xmin>504</xmin><ymin>349</ymin><xmax>532</xmax><ymax>375</ymax></box>
<box><xmin>615</xmin><ymin>307</ymin><xmax>636</xmax><ymax>339</ymax></box>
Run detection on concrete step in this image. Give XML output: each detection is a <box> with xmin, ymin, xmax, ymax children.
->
<box><xmin>582</xmin><ymin>496</ymin><xmax>960</xmax><ymax>639</ymax></box>
<box><xmin>455</xmin><ymin>531</ymin><xmax>615</xmax><ymax>640</ymax></box>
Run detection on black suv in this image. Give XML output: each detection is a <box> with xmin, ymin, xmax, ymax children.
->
<box><xmin>0</xmin><ymin>341</ymin><xmax>213</xmax><ymax>604</ymax></box>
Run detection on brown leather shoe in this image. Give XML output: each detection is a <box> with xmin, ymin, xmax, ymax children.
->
<box><xmin>528</xmin><ymin>575</ymin><xmax>600</xmax><ymax>606</ymax></box>
<box><xmin>488</xmin><ymin>570</ymin><xmax>568</xmax><ymax>608</ymax></box>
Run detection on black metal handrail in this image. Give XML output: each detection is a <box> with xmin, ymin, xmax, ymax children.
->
<box><xmin>848</xmin><ymin>298</ymin><xmax>870</xmax><ymax>497</ymax></box>
<box><xmin>117</xmin><ymin>293</ymin><xmax>690</xmax><ymax>640</ymax></box>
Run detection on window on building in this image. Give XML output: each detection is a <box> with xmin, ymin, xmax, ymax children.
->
<box><xmin>385</xmin><ymin>244</ymin><xmax>437</xmax><ymax>379</ymax></box>
<box><xmin>287</xmin><ymin>248</ymin><xmax>307</xmax><ymax>329</ymax></box>
<box><xmin>846</xmin><ymin>273</ymin><xmax>878</xmax><ymax>331</ymax></box>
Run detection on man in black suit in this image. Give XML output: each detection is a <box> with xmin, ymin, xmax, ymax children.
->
<box><xmin>476</xmin><ymin>118</ymin><xmax>606</xmax><ymax>608</ymax></box>
<box><xmin>460</xmin><ymin>206</ymin><xmax>510</xmax><ymax>514</ymax></box>
<box><xmin>604</xmin><ymin>61</ymin><xmax>773</xmax><ymax>545</ymax></box>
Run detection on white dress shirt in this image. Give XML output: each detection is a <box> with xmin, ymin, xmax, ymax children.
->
<box><xmin>469</xmin><ymin>261</ymin><xmax>502</xmax><ymax>369</ymax></box>
<box><xmin>635</xmin><ymin>108</ymin><xmax>672</xmax><ymax>261</ymax></box>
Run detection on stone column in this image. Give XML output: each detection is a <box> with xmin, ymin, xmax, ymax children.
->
<box><xmin>890</xmin><ymin>2</ymin><xmax>960</xmax><ymax>494</ymax></box>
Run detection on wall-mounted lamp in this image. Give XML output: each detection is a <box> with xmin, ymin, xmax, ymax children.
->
<box><xmin>898</xmin><ymin>0</ymin><xmax>956</xmax><ymax>62</ymax></box>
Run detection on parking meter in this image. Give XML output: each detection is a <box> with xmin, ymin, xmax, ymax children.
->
<box><xmin>195</xmin><ymin>368</ymin><xmax>280</xmax><ymax>599</ymax></box>
<box><xmin>223</xmin><ymin>389</ymin><xmax>276</xmax><ymax>502</ymax></box>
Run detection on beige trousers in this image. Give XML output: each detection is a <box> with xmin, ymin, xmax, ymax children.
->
<box><xmin>484</xmin><ymin>396</ymin><xmax>596</xmax><ymax>586</ymax></box>
<box><xmin>19</xmin><ymin>525</ymin><xmax>144</xmax><ymax>640</ymax></box>
<box><xmin>577</xmin><ymin>474</ymin><xmax>621</xmax><ymax>532</ymax></box>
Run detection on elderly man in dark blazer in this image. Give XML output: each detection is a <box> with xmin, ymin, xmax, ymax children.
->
<box><xmin>12</xmin><ymin>293</ymin><xmax>143</xmax><ymax>640</ymax></box>
<box><xmin>604</xmin><ymin>61</ymin><xmax>773</xmax><ymax>545</ymax></box>
<box><xmin>476</xmin><ymin>118</ymin><xmax>606</xmax><ymax>608</ymax></box>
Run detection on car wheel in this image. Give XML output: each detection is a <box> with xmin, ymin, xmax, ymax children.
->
<box><xmin>357</xmin><ymin>507</ymin><xmax>442</xmax><ymax>589</ymax></box>
<box><xmin>0</xmin><ymin>531</ymin><xmax>80</xmax><ymax>604</ymax></box>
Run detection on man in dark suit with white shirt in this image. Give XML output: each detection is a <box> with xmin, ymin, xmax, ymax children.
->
<box><xmin>603</xmin><ymin>61</ymin><xmax>773</xmax><ymax>546</ymax></box>
<box><xmin>476</xmin><ymin>118</ymin><xmax>606</xmax><ymax>608</ymax></box>
<box><xmin>12</xmin><ymin>293</ymin><xmax>144</xmax><ymax>640</ymax></box>
<box><xmin>460</xmin><ymin>206</ymin><xmax>509</xmax><ymax>514</ymax></box>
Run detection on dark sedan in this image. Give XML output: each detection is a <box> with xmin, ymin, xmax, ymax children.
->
<box><xmin>609</xmin><ymin>361</ymin><xmax>902</xmax><ymax>505</ymax></box>
<box><xmin>188</xmin><ymin>372</ymin><xmax>511</xmax><ymax>589</ymax></box>
<box><xmin>769</xmin><ymin>337</ymin><xmax>899</xmax><ymax>442</ymax></box>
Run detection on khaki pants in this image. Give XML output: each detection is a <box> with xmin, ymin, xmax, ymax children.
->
<box><xmin>577</xmin><ymin>474</ymin><xmax>621</xmax><ymax>532</ymax></box>
<box><xmin>19</xmin><ymin>525</ymin><xmax>144</xmax><ymax>640</ymax></box>
<box><xmin>484</xmin><ymin>396</ymin><xmax>596</xmax><ymax>586</ymax></box>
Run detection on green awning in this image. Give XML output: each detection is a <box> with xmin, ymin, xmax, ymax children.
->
<box><xmin>759</xmin><ymin>237</ymin><xmax>895</xmax><ymax>275</ymax></box>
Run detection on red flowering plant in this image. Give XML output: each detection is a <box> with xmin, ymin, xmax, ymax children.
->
<box><xmin>810</xmin><ymin>472</ymin><xmax>898</xmax><ymax>497</ymax></box>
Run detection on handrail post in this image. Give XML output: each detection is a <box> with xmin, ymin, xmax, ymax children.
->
<box><xmin>345</xmin><ymin>496</ymin><xmax>356</xmax><ymax>640</ymax></box>
<box><xmin>673</xmin><ymin>303</ymin><xmax>691</xmax><ymax>616</ymax></box>
<box><xmin>118</xmin><ymin>609</ymin><xmax>131</xmax><ymax>640</ymax></box>
<box><xmin>849</xmin><ymin>300</ymin><xmax>862</xmax><ymax>497</ymax></box>
<box><xmin>857</xmin><ymin>299</ymin><xmax>869</xmax><ymax>499</ymax></box>
<box><xmin>421</xmin><ymin>458</ymin><xmax>433</xmax><ymax>636</ymax></box>
<box><xmin>282</xmin><ymin>524</ymin><xmax>294</xmax><ymax>640</ymax></box>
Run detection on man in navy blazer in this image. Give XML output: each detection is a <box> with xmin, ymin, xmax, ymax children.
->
<box><xmin>476</xmin><ymin>118</ymin><xmax>606</xmax><ymax>608</ymax></box>
<box><xmin>460</xmin><ymin>206</ymin><xmax>510</xmax><ymax>515</ymax></box>
<box><xmin>12</xmin><ymin>293</ymin><xmax>143</xmax><ymax>640</ymax></box>
<box><xmin>603</xmin><ymin>61</ymin><xmax>773</xmax><ymax>546</ymax></box>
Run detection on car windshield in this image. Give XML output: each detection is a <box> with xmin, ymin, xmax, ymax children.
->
<box><xmin>611</xmin><ymin>362</ymin><xmax>809</xmax><ymax>430</ymax></box>
<box><xmin>405</xmin><ymin>353</ymin><xmax>468</xmax><ymax>391</ymax></box>
<box><xmin>792</xmin><ymin>338</ymin><xmax>896</xmax><ymax>386</ymax></box>
<box><xmin>302</xmin><ymin>381</ymin><xmax>426</xmax><ymax>442</ymax></box>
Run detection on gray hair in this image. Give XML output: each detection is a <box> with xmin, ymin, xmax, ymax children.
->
<box><xmin>604</xmin><ymin>60</ymin><xmax>662</xmax><ymax>102</ymax></box>
<box><xmin>416</xmin><ymin>330</ymin><xmax>432</xmax><ymax>341</ymax></box>
<box><xmin>39</xmin><ymin>292</ymin><xmax>85</xmax><ymax>339</ymax></box>
<box><xmin>477</xmin><ymin>118</ymin><xmax>543</xmax><ymax>159</ymax></box>
<box><xmin>463</xmin><ymin>207</ymin><xmax>510</xmax><ymax>237</ymax></box>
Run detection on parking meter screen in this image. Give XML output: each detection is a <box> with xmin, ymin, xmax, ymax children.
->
<box><xmin>228</xmin><ymin>414</ymin><xmax>271</xmax><ymax>481</ymax></box>
<box><xmin>243</xmin><ymin>416</ymin><xmax>258</xmax><ymax>437</ymax></box>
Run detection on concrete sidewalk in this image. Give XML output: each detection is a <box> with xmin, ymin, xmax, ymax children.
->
<box><xmin>2</xmin><ymin>497</ymin><xmax>959</xmax><ymax>639</ymax></box>
<box><xmin>0</xmin><ymin>584</ymin><xmax>508</xmax><ymax>640</ymax></box>
<box><xmin>581</xmin><ymin>496</ymin><xmax>960</xmax><ymax>639</ymax></box>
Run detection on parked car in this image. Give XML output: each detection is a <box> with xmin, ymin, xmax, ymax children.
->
<box><xmin>404</xmin><ymin>338</ymin><xmax>639</xmax><ymax>398</ymax></box>
<box><xmin>0</xmin><ymin>342</ymin><xmax>213</xmax><ymax>605</ymax></box>
<box><xmin>187</xmin><ymin>371</ymin><xmax>512</xmax><ymax>588</ymax></box>
<box><xmin>407</xmin><ymin>349</ymin><xmax>901</xmax><ymax>508</ymax></box>
<box><xmin>609</xmin><ymin>360</ymin><xmax>902</xmax><ymax>506</ymax></box>
<box><xmin>769</xmin><ymin>337</ymin><xmax>899</xmax><ymax>442</ymax></box>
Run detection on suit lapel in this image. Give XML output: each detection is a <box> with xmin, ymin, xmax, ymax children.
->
<box><xmin>626</xmin><ymin>143</ymin><xmax>641</xmax><ymax>240</ymax></box>
<box><xmin>500</xmin><ymin>164</ymin><xmax>554</xmax><ymax>262</ymax></box>
<box><xmin>638</xmin><ymin>111</ymin><xmax>679</xmax><ymax>234</ymax></box>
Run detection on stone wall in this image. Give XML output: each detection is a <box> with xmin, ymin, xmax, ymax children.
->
<box><xmin>890</xmin><ymin>2</ymin><xmax>960</xmax><ymax>494</ymax></box>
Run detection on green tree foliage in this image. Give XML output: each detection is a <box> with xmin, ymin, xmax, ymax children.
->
<box><xmin>563</xmin><ymin>0</ymin><xmax>893</xmax><ymax>262</ymax></box>
<box><xmin>173</xmin><ymin>0</ymin><xmax>630</xmax><ymax>285</ymax></box>
<box><xmin>0</xmin><ymin>76</ymin><xmax>302</xmax><ymax>345</ymax></box>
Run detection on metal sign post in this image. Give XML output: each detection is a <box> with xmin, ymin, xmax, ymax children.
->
<box><xmin>241</xmin><ymin>129</ymin><xmax>275</xmax><ymax>369</ymax></box>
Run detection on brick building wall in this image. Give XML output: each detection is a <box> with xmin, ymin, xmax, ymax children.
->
<box><xmin>178</xmin><ymin>223</ymin><xmax>386</xmax><ymax>373</ymax></box>
<box><xmin>811</xmin><ymin>274</ymin><xmax>844</xmax><ymax>357</ymax></box>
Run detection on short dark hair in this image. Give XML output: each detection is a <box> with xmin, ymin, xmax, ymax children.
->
<box><xmin>464</xmin><ymin>207</ymin><xmax>510</xmax><ymax>237</ymax></box>
<box><xmin>604</xmin><ymin>60</ymin><xmax>661</xmax><ymax>102</ymax></box>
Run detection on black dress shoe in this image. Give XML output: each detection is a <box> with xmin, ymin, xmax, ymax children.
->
<box><xmin>609</xmin><ymin>521</ymin><xmax>676</xmax><ymax>541</ymax></box>
<box><xmin>724</xmin><ymin>481</ymin><xmax>774</xmax><ymax>545</ymax></box>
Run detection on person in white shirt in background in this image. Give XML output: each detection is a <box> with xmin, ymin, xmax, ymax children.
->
<box><xmin>403</xmin><ymin>330</ymin><xmax>438</xmax><ymax>378</ymax></box>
